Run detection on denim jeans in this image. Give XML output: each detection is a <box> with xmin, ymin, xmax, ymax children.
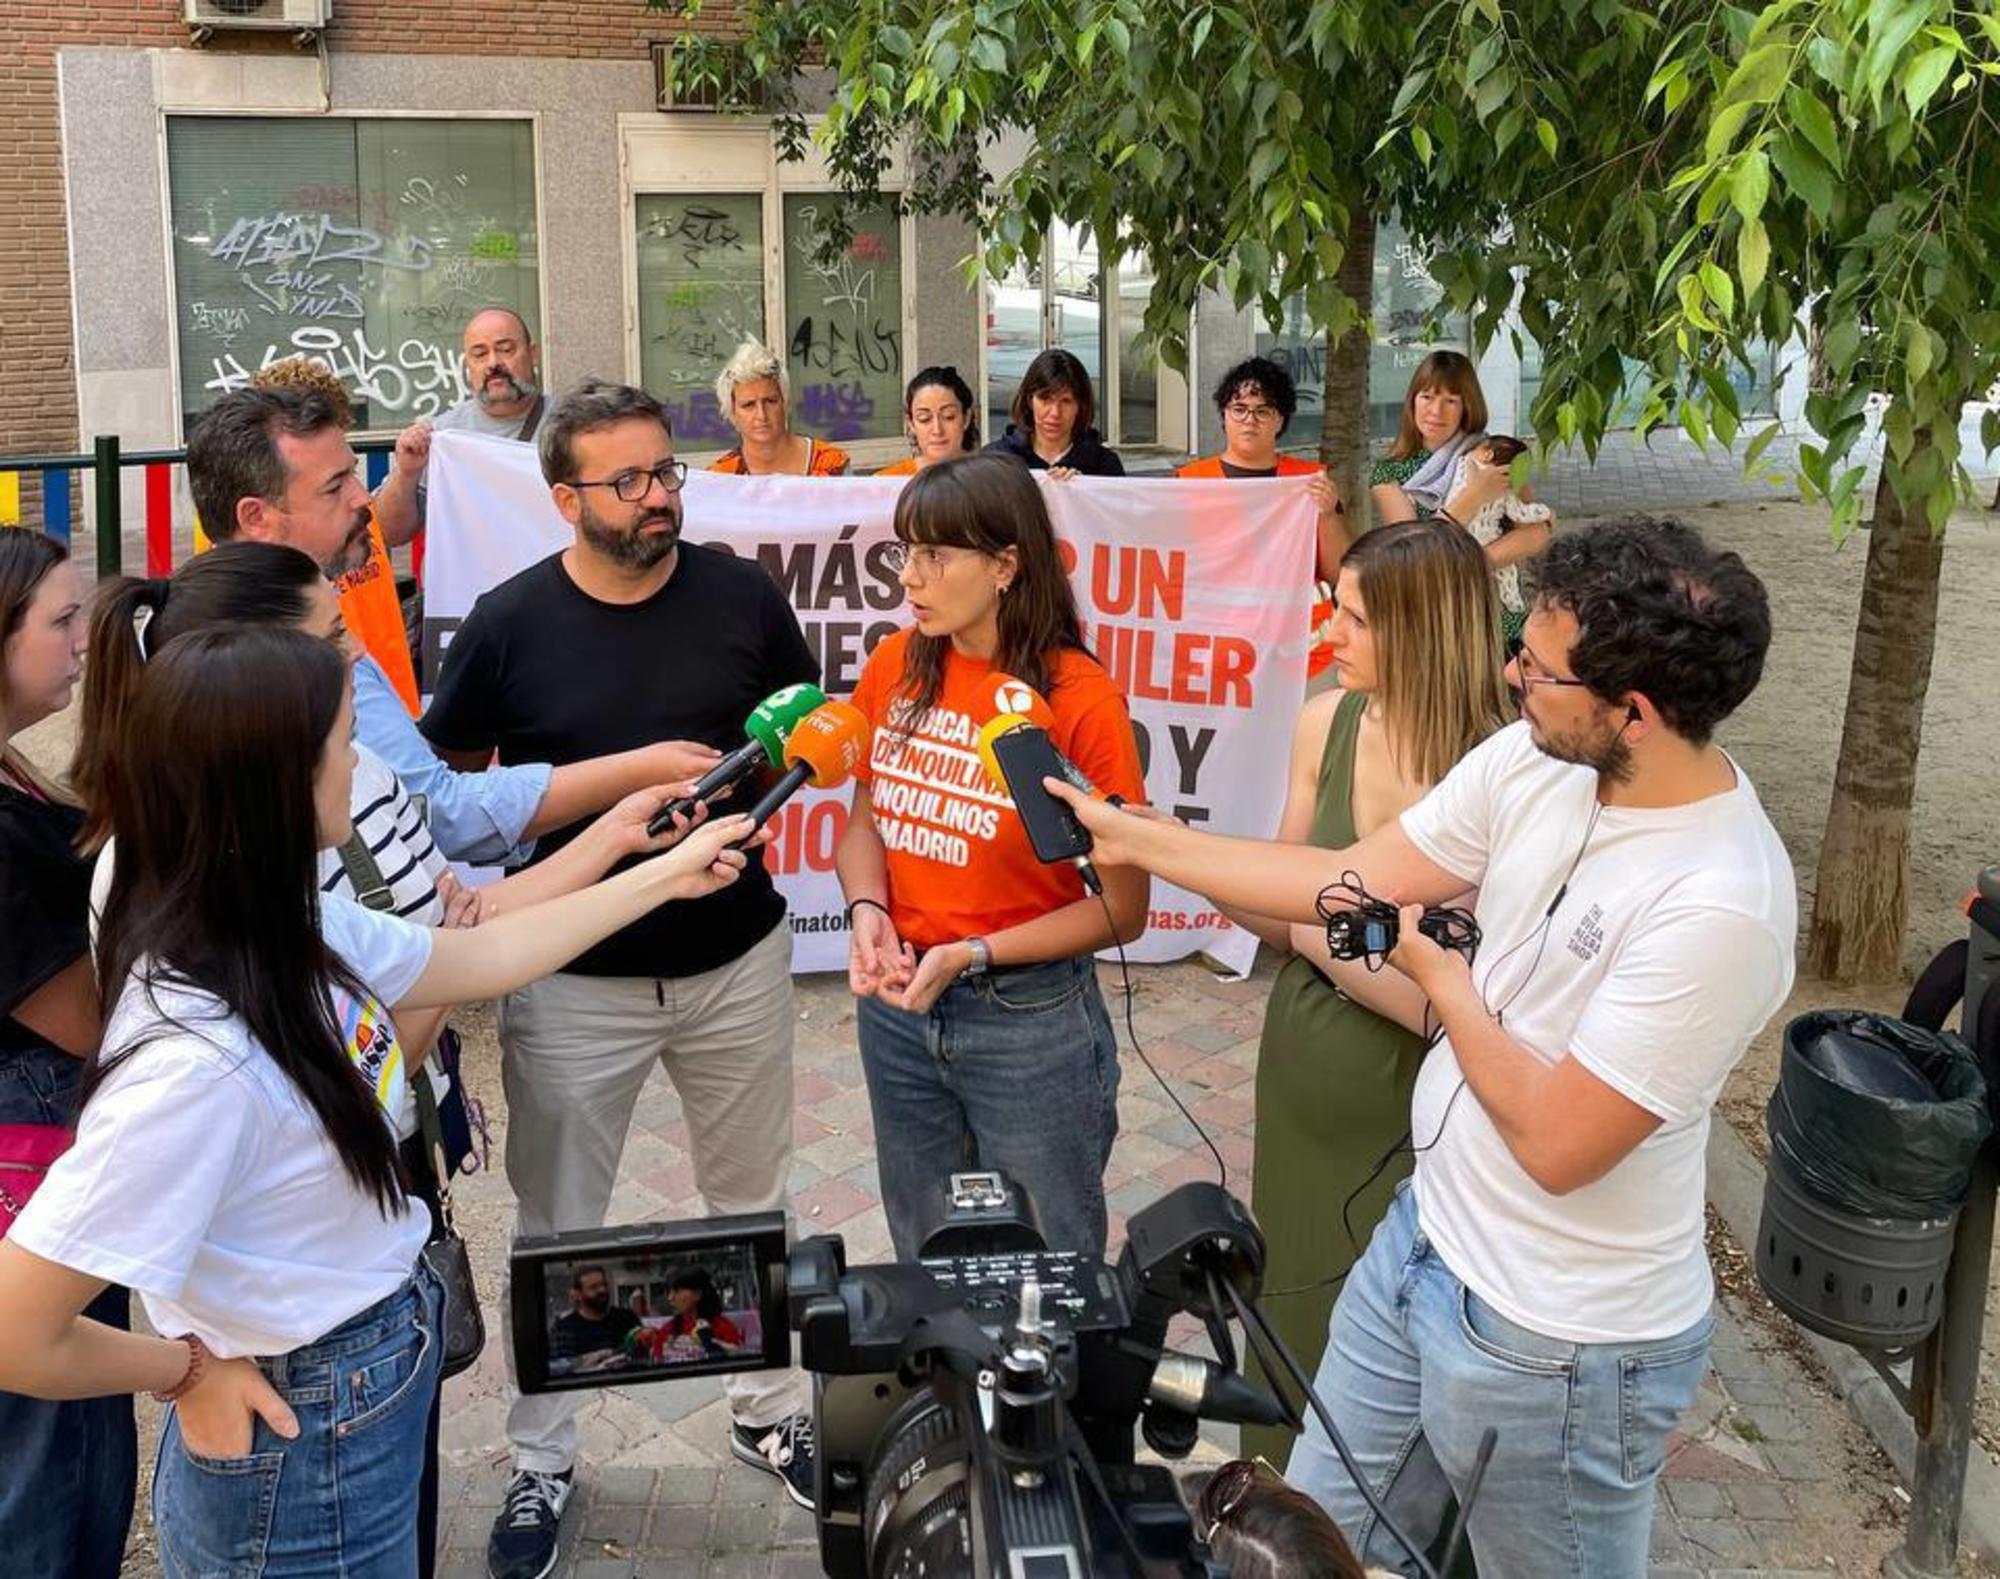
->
<box><xmin>0</xmin><ymin>1047</ymin><xmax>138</xmax><ymax>1578</ymax></box>
<box><xmin>1286</xmin><ymin>1183</ymin><xmax>1711</xmax><ymax>1579</ymax></box>
<box><xmin>857</xmin><ymin>955</ymin><xmax>1120</xmax><ymax>1259</ymax></box>
<box><xmin>155</xmin><ymin>1261</ymin><xmax>443</xmax><ymax>1579</ymax></box>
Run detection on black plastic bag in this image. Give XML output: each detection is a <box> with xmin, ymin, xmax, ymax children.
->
<box><xmin>1766</xmin><ymin>1010</ymin><xmax>1992</xmax><ymax>1220</ymax></box>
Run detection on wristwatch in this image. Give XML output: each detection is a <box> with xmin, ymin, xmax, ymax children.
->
<box><xmin>962</xmin><ymin>936</ymin><xmax>993</xmax><ymax>976</ymax></box>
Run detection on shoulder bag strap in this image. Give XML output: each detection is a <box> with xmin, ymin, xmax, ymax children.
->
<box><xmin>335</xmin><ymin>830</ymin><xmax>395</xmax><ymax>913</ymax></box>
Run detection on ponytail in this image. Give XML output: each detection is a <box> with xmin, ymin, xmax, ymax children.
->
<box><xmin>73</xmin><ymin>576</ymin><xmax>169</xmax><ymax>849</ymax></box>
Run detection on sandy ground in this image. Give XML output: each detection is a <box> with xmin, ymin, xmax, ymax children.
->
<box><xmin>15</xmin><ymin>490</ymin><xmax>2000</xmax><ymax>1569</ymax></box>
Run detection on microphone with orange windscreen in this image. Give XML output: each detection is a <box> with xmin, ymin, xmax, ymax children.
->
<box><xmin>736</xmin><ymin>700</ymin><xmax>869</xmax><ymax>838</ymax></box>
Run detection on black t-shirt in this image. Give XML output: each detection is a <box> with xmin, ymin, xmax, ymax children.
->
<box><xmin>1218</xmin><ymin>460</ymin><xmax>1280</xmax><ymax>479</ymax></box>
<box><xmin>0</xmin><ymin>782</ymin><xmax>90</xmax><ymax>1060</ymax></box>
<box><xmin>421</xmin><ymin>544</ymin><xmax>819</xmax><ymax>977</ymax></box>
<box><xmin>551</xmin><ymin>1305</ymin><xmax>642</xmax><ymax>1363</ymax></box>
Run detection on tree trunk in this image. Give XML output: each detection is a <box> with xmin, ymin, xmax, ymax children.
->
<box><xmin>1319</xmin><ymin>211</ymin><xmax>1377</xmax><ymax>532</ymax></box>
<box><xmin>1805</xmin><ymin>452</ymin><xmax>1946</xmax><ymax>983</ymax></box>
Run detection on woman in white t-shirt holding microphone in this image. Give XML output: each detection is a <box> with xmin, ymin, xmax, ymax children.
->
<box><xmin>0</xmin><ymin>624</ymin><xmax>753</xmax><ymax>1578</ymax></box>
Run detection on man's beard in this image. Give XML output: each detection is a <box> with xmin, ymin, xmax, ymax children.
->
<box><xmin>1534</xmin><ymin>711</ymin><xmax>1635</xmax><ymax>785</ymax></box>
<box><xmin>579</xmin><ymin>1295</ymin><xmax>610</xmax><ymax>1318</ymax></box>
<box><xmin>578</xmin><ymin>497</ymin><xmax>680</xmax><ymax>571</ymax></box>
<box><xmin>323</xmin><ymin>508</ymin><xmax>375</xmax><ymax>577</ymax></box>
<box><xmin>477</xmin><ymin>366</ymin><xmax>536</xmax><ymax>410</ymax></box>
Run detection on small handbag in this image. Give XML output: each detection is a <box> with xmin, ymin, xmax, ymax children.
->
<box><xmin>414</xmin><ymin>1073</ymin><xmax>486</xmax><ymax>1380</ymax></box>
<box><xmin>0</xmin><ymin>1124</ymin><xmax>71</xmax><ymax>1238</ymax></box>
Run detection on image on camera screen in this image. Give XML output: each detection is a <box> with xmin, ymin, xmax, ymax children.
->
<box><xmin>544</xmin><ymin>1246</ymin><xmax>766</xmax><ymax>1380</ymax></box>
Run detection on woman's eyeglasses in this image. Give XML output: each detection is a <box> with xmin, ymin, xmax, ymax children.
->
<box><xmin>881</xmin><ymin>542</ymin><xmax>975</xmax><ymax>580</ymax></box>
<box><xmin>570</xmin><ymin>460</ymin><xmax>690</xmax><ymax>503</ymax></box>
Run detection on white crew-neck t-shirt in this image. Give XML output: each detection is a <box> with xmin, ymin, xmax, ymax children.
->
<box><xmin>1399</xmin><ymin>721</ymin><xmax>1795</xmax><ymax>1344</ymax></box>
<box><xmin>13</xmin><ymin>896</ymin><xmax>435</xmax><ymax>1357</ymax></box>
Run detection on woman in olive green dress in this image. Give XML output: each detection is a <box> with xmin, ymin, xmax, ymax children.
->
<box><xmin>1224</xmin><ymin>519</ymin><xmax>1512</xmax><ymax>1467</ymax></box>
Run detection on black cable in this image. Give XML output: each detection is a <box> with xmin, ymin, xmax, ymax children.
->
<box><xmin>1439</xmin><ymin>1427</ymin><xmax>1499</xmax><ymax>1574</ymax></box>
<box><xmin>1095</xmin><ymin>887</ymin><xmax>1227</xmax><ymax>1192</ymax></box>
<box><xmin>1060</xmin><ymin>1397</ymin><xmax>1150</xmax><ymax>1575</ymax></box>
<box><xmin>1221</xmin><ymin>1277</ymin><xmax>1440</xmax><ymax>1579</ymax></box>
<box><xmin>1259</xmin><ymin>805</ymin><xmax>1602</xmax><ymax>1303</ymax></box>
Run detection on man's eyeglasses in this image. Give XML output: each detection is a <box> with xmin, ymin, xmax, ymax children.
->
<box><xmin>1514</xmin><ymin>643</ymin><xmax>1592</xmax><ymax>690</ymax></box>
<box><xmin>881</xmin><ymin>542</ymin><xmax>974</xmax><ymax>580</ymax></box>
<box><xmin>1223</xmin><ymin>403</ymin><xmax>1281</xmax><ymax>425</ymax></box>
<box><xmin>571</xmin><ymin>460</ymin><xmax>689</xmax><ymax>503</ymax></box>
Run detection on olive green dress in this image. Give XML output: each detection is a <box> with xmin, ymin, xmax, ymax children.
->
<box><xmin>1244</xmin><ymin>690</ymin><xmax>1429</xmax><ymax>1468</ymax></box>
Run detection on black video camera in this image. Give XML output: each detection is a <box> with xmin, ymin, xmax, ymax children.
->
<box><xmin>512</xmin><ymin>1171</ymin><xmax>1285</xmax><ymax>1578</ymax></box>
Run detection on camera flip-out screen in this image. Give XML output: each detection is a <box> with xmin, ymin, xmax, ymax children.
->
<box><xmin>510</xmin><ymin>1212</ymin><xmax>790</xmax><ymax>1395</ymax></box>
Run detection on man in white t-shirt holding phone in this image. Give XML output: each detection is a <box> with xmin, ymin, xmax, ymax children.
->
<box><xmin>1048</xmin><ymin>517</ymin><xmax>1795</xmax><ymax>1578</ymax></box>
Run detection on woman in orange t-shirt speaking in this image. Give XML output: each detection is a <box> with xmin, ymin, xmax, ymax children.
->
<box><xmin>837</xmin><ymin>452</ymin><xmax>1148</xmax><ymax>1259</ymax></box>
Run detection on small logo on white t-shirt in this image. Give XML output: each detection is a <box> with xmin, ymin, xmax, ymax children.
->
<box><xmin>1567</xmin><ymin>903</ymin><xmax>1606</xmax><ymax>962</ymax></box>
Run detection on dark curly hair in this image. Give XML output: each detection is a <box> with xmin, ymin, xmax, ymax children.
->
<box><xmin>1533</xmin><ymin>515</ymin><xmax>1771</xmax><ymax>745</ymax></box>
<box><xmin>1212</xmin><ymin>356</ymin><xmax>1299</xmax><ymax>437</ymax></box>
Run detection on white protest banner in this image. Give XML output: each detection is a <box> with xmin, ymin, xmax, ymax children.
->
<box><xmin>424</xmin><ymin>429</ymin><xmax>1314</xmax><ymax>973</ymax></box>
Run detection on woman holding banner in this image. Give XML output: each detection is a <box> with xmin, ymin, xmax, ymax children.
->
<box><xmin>836</xmin><ymin>452</ymin><xmax>1149</xmax><ymax>1259</ymax></box>
<box><xmin>1219</xmin><ymin>519</ymin><xmax>1511</xmax><ymax>1466</ymax></box>
<box><xmin>710</xmin><ymin>340</ymin><xmax>852</xmax><ymax>477</ymax></box>
<box><xmin>875</xmin><ymin>366</ymin><xmax>979</xmax><ymax>477</ymax></box>
<box><xmin>988</xmin><ymin>349</ymin><xmax>1126</xmax><ymax>478</ymax></box>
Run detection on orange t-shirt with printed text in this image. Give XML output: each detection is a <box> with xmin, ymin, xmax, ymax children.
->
<box><xmin>850</xmin><ymin>630</ymin><xmax>1147</xmax><ymax>950</ymax></box>
<box><xmin>335</xmin><ymin>516</ymin><xmax>420</xmax><ymax>714</ymax></box>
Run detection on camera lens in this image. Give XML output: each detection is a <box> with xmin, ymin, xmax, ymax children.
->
<box><xmin>864</xmin><ymin>1394</ymin><xmax>973</xmax><ymax>1578</ymax></box>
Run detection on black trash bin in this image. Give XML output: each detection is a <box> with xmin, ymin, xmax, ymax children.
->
<box><xmin>1755</xmin><ymin>1011</ymin><xmax>1992</xmax><ymax>1349</ymax></box>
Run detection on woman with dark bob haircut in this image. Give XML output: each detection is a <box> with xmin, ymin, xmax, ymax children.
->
<box><xmin>838</xmin><ymin>451</ymin><xmax>1148</xmax><ymax>1258</ymax></box>
<box><xmin>988</xmin><ymin>348</ymin><xmax>1125</xmax><ymax>477</ymax></box>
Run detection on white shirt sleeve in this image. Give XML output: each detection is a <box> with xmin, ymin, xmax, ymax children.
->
<box><xmin>322</xmin><ymin>895</ymin><xmax>434</xmax><ymax>1006</ymax></box>
<box><xmin>1399</xmin><ymin>722</ymin><xmax>1527</xmax><ymax>888</ymax></box>
<box><xmin>10</xmin><ymin>1037</ymin><xmax>255</xmax><ymax>1297</ymax></box>
<box><xmin>1568</xmin><ymin>906</ymin><xmax>1791</xmax><ymax>1123</ymax></box>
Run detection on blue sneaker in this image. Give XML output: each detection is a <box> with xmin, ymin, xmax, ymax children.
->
<box><xmin>487</xmin><ymin>1467</ymin><xmax>572</xmax><ymax>1579</ymax></box>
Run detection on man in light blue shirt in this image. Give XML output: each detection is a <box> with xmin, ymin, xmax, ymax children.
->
<box><xmin>188</xmin><ymin>388</ymin><xmax>720</xmax><ymax>864</ymax></box>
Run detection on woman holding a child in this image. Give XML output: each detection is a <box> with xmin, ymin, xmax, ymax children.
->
<box><xmin>1370</xmin><ymin>350</ymin><xmax>1553</xmax><ymax>649</ymax></box>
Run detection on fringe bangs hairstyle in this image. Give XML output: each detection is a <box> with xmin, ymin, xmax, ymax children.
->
<box><xmin>1387</xmin><ymin>349</ymin><xmax>1489</xmax><ymax>460</ymax></box>
<box><xmin>890</xmin><ymin>451</ymin><xmax>1086</xmax><ymax>723</ymax></box>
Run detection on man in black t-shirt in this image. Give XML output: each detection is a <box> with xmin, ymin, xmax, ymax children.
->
<box><xmin>421</xmin><ymin>381</ymin><xmax>821</xmax><ymax>1579</ymax></box>
<box><xmin>549</xmin><ymin>1268</ymin><xmax>641</xmax><ymax>1373</ymax></box>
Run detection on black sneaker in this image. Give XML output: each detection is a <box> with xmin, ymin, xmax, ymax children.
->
<box><xmin>731</xmin><ymin>1411</ymin><xmax>817</xmax><ymax>1509</ymax></box>
<box><xmin>487</xmin><ymin>1467</ymin><xmax>573</xmax><ymax>1579</ymax></box>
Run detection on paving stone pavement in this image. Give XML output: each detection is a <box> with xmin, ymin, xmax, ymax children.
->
<box><xmin>428</xmin><ymin>957</ymin><xmax>1920</xmax><ymax>1578</ymax></box>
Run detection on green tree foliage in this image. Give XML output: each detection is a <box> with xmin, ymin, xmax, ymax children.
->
<box><xmin>660</xmin><ymin>0</ymin><xmax>2000</xmax><ymax>980</ymax></box>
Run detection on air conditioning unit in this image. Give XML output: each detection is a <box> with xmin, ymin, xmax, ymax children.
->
<box><xmin>186</xmin><ymin>0</ymin><xmax>331</xmax><ymax>38</ymax></box>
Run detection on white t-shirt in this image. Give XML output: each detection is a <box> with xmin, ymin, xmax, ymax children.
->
<box><xmin>1399</xmin><ymin>721</ymin><xmax>1796</xmax><ymax>1343</ymax></box>
<box><xmin>13</xmin><ymin>896</ymin><xmax>436</xmax><ymax>1357</ymax></box>
<box><xmin>92</xmin><ymin>745</ymin><xmax>451</xmax><ymax>1139</ymax></box>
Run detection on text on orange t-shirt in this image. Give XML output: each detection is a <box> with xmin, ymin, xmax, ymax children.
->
<box><xmin>849</xmin><ymin>629</ymin><xmax>1146</xmax><ymax>950</ymax></box>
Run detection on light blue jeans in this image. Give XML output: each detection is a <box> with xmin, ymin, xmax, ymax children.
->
<box><xmin>155</xmin><ymin>1261</ymin><xmax>443</xmax><ymax>1578</ymax></box>
<box><xmin>857</xmin><ymin>955</ymin><xmax>1120</xmax><ymax>1259</ymax></box>
<box><xmin>1287</xmin><ymin>1183</ymin><xmax>1711</xmax><ymax>1579</ymax></box>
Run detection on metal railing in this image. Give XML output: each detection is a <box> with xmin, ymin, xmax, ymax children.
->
<box><xmin>0</xmin><ymin>434</ymin><xmax>397</xmax><ymax>579</ymax></box>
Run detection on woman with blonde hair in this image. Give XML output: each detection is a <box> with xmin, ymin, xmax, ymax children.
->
<box><xmin>1218</xmin><ymin>518</ymin><xmax>1512</xmax><ymax>1466</ymax></box>
<box><xmin>709</xmin><ymin>340</ymin><xmax>851</xmax><ymax>476</ymax></box>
